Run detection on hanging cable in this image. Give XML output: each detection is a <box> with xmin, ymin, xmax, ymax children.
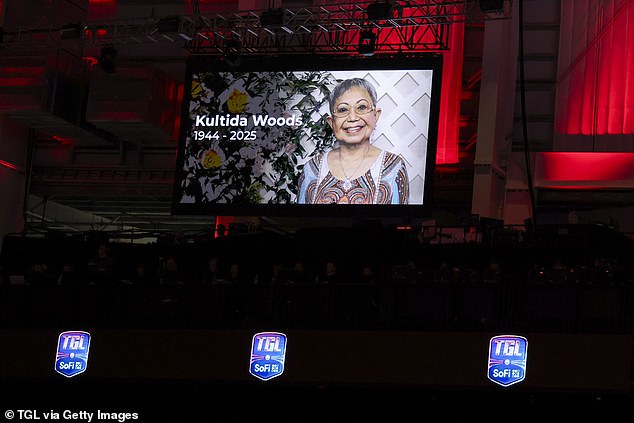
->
<box><xmin>518</xmin><ymin>0</ymin><xmax>537</xmax><ymax>227</ymax></box>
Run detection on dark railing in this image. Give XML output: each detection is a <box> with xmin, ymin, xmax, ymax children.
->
<box><xmin>2</xmin><ymin>281</ymin><xmax>631</xmax><ymax>333</ymax></box>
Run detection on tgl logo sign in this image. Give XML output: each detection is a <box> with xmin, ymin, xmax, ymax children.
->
<box><xmin>54</xmin><ymin>331</ymin><xmax>91</xmax><ymax>378</ymax></box>
<box><xmin>249</xmin><ymin>332</ymin><xmax>287</xmax><ymax>381</ymax></box>
<box><xmin>487</xmin><ymin>335</ymin><xmax>528</xmax><ymax>387</ymax></box>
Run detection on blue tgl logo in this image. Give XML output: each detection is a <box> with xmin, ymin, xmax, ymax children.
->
<box><xmin>249</xmin><ymin>332</ymin><xmax>287</xmax><ymax>381</ymax></box>
<box><xmin>55</xmin><ymin>331</ymin><xmax>91</xmax><ymax>378</ymax></box>
<box><xmin>487</xmin><ymin>335</ymin><xmax>528</xmax><ymax>387</ymax></box>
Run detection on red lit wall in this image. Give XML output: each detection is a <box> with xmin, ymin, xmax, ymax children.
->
<box><xmin>535</xmin><ymin>152</ymin><xmax>634</xmax><ymax>189</ymax></box>
<box><xmin>556</xmin><ymin>0</ymin><xmax>634</xmax><ymax>139</ymax></box>
<box><xmin>436</xmin><ymin>22</ymin><xmax>464</xmax><ymax>164</ymax></box>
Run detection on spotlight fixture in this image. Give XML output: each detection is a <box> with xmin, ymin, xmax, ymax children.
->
<box><xmin>224</xmin><ymin>39</ymin><xmax>242</xmax><ymax>67</ymax></box>
<box><xmin>366</xmin><ymin>1</ymin><xmax>393</xmax><ymax>20</ymax></box>
<box><xmin>479</xmin><ymin>0</ymin><xmax>504</xmax><ymax>13</ymax></box>
<box><xmin>98</xmin><ymin>45</ymin><xmax>117</xmax><ymax>74</ymax></box>
<box><xmin>83</xmin><ymin>25</ymin><xmax>108</xmax><ymax>40</ymax></box>
<box><xmin>259</xmin><ymin>8</ymin><xmax>284</xmax><ymax>27</ymax></box>
<box><xmin>358</xmin><ymin>30</ymin><xmax>376</xmax><ymax>56</ymax></box>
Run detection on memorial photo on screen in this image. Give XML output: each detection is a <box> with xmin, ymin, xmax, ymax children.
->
<box><xmin>172</xmin><ymin>55</ymin><xmax>441</xmax><ymax>217</ymax></box>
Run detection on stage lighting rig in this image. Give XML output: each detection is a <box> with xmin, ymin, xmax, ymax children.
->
<box><xmin>358</xmin><ymin>29</ymin><xmax>376</xmax><ymax>56</ymax></box>
<box><xmin>223</xmin><ymin>39</ymin><xmax>242</xmax><ymax>67</ymax></box>
<box><xmin>366</xmin><ymin>1</ymin><xmax>394</xmax><ymax>20</ymax></box>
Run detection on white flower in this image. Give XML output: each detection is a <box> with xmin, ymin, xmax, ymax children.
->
<box><xmin>259</xmin><ymin>138</ymin><xmax>276</xmax><ymax>151</ymax></box>
<box><xmin>253</xmin><ymin>156</ymin><xmax>266</xmax><ymax>176</ymax></box>
<box><xmin>200</xmin><ymin>83</ymin><xmax>214</xmax><ymax>104</ymax></box>
<box><xmin>238</xmin><ymin>146</ymin><xmax>259</xmax><ymax>160</ymax></box>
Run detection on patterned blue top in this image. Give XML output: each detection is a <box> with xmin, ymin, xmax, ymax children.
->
<box><xmin>297</xmin><ymin>149</ymin><xmax>409</xmax><ymax>204</ymax></box>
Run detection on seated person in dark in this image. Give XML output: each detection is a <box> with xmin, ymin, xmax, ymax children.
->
<box><xmin>288</xmin><ymin>258</ymin><xmax>311</xmax><ymax>285</ymax></box>
<box><xmin>86</xmin><ymin>243</ymin><xmax>118</xmax><ymax>284</ymax></box>
<box><xmin>317</xmin><ymin>259</ymin><xmax>342</xmax><ymax>284</ymax></box>
<box><xmin>159</xmin><ymin>256</ymin><xmax>183</xmax><ymax>285</ymax></box>
<box><xmin>201</xmin><ymin>257</ymin><xmax>226</xmax><ymax>284</ymax></box>
<box><xmin>227</xmin><ymin>262</ymin><xmax>251</xmax><ymax>284</ymax></box>
<box><xmin>127</xmin><ymin>262</ymin><xmax>157</xmax><ymax>286</ymax></box>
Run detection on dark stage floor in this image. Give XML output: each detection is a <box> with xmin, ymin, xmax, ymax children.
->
<box><xmin>3</xmin><ymin>379</ymin><xmax>633</xmax><ymax>421</ymax></box>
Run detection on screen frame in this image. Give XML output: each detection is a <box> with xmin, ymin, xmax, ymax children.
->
<box><xmin>172</xmin><ymin>53</ymin><xmax>443</xmax><ymax>219</ymax></box>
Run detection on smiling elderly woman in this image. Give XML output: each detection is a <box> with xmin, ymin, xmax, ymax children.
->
<box><xmin>297</xmin><ymin>77</ymin><xmax>409</xmax><ymax>205</ymax></box>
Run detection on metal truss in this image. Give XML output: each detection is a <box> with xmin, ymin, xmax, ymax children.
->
<box><xmin>0</xmin><ymin>0</ymin><xmax>512</xmax><ymax>55</ymax></box>
<box><xmin>186</xmin><ymin>0</ymin><xmax>467</xmax><ymax>55</ymax></box>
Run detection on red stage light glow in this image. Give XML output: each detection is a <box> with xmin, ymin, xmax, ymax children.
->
<box><xmin>535</xmin><ymin>152</ymin><xmax>634</xmax><ymax>189</ymax></box>
<box><xmin>0</xmin><ymin>159</ymin><xmax>20</xmax><ymax>172</ymax></box>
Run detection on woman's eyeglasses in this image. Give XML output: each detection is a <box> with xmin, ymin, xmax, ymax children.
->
<box><xmin>332</xmin><ymin>101</ymin><xmax>375</xmax><ymax>118</ymax></box>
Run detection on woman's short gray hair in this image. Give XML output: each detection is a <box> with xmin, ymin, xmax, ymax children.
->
<box><xmin>328</xmin><ymin>78</ymin><xmax>378</xmax><ymax>114</ymax></box>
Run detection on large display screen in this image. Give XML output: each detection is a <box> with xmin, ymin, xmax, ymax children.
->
<box><xmin>172</xmin><ymin>54</ymin><xmax>442</xmax><ymax>217</ymax></box>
